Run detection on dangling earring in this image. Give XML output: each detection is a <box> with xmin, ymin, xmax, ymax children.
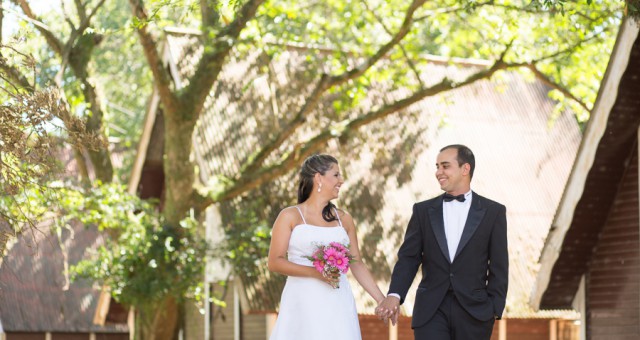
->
<box><xmin>317</xmin><ymin>183</ymin><xmax>322</xmax><ymax>192</ymax></box>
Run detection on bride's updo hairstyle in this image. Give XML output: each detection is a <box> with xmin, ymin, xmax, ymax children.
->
<box><xmin>297</xmin><ymin>154</ymin><xmax>339</xmax><ymax>222</ymax></box>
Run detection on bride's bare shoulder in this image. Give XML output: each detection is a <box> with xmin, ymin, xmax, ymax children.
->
<box><xmin>276</xmin><ymin>206</ymin><xmax>301</xmax><ymax>220</ymax></box>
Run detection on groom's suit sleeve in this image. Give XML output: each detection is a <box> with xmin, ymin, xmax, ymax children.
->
<box><xmin>488</xmin><ymin>203</ymin><xmax>508</xmax><ymax>319</ymax></box>
<box><xmin>388</xmin><ymin>203</ymin><xmax>424</xmax><ymax>304</ymax></box>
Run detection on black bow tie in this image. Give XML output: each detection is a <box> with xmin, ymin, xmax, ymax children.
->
<box><xmin>443</xmin><ymin>193</ymin><xmax>466</xmax><ymax>202</ymax></box>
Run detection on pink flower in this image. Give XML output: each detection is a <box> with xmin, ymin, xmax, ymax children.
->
<box><xmin>329</xmin><ymin>242</ymin><xmax>348</xmax><ymax>253</ymax></box>
<box><xmin>333</xmin><ymin>253</ymin><xmax>349</xmax><ymax>273</ymax></box>
<box><xmin>323</xmin><ymin>246</ymin><xmax>340</xmax><ymax>266</ymax></box>
<box><xmin>313</xmin><ymin>260</ymin><xmax>324</xmax><ymax>272</ymax></box>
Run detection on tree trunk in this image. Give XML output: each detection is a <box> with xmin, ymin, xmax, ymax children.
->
<box><xmin>69</xmin><ymin>33</ymin><xmax>114</xmax><ymax>183</ymax></box>
<box><xmin>0</xmin><ymin>218</ymin><xmax>12</xmax><ymax>267</ymax></box>
<box><xmin>141</xmin><ymin>103</ymin><xmax>197</xmax><ymax>339</ymax></box>
<box><xmin>162</xmin><ymin>109</ymin><xmax>198</xmax><ymax>225</ymax></box>
<box><xmin>135</xmin><ymin>296</ymin><xmax>179</xmax><ymax>340</ymax></box>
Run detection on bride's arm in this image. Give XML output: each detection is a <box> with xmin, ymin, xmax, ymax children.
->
<box><xmin>341</xmin><ymin>211</ymin><xmax>386</xmax><ymax>304</ymax></box>
<box><xmin>267</xmin><ymin>207</ymin><xmax>339</xmax><ymax>287</ymax></box>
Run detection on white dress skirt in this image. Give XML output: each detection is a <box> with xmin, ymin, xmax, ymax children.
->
<box><xmin>269</xmin><ymin>220</ymin><xmax>361</xmax><ymax>340</ymax></box>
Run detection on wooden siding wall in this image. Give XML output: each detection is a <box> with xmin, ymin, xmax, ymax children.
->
<box><xmin>586</xmin><ymin>146</ymin><xmax>640</xmax><ymax>340</ymax></box>
<box><xmin>185</xmin><ymin>298</ymin><xmax>205</xmax><ymax>340</ymax></box>
<box><xmin>4</xmin><ymin>334</ymin><xmax>43</xmax><ymax>340</ymax></box>
<box><xmin>211</xmin><ymin>282</ymin><xmax>236</xmax><ymax>340</ymax></box>
<box><xmin>52</xmin><ymin>334</ymin><xmax>87</xmax><ymax>340</ymax></box>
<box><xmin>240</xmin><ymin>315</ymin><xmax>267</xmax><ymax>340</ymax></box>
<box><xmin>210</xmin><ymin>281</ymin><xmax>268</xmax><ymax>340</ymax></box>
<box><xmin>4</xmin><ymin>334</ymin><xmax>128</xmax><ymax>340</ymax></box>
<box><xmin>94</xmin><ymin>335</ymin><xmax>129</xmax><ymax>340</ymax></box>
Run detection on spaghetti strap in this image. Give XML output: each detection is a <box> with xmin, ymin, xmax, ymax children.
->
<box><xmin>294</xmin><ymin>206</ymin><xmax>307</xmax><ymax>225</ymax></box>
<box><xmin>334</xmin><ymin>208</ymin><xmax>343</xmax><ymax>228</ymax></box>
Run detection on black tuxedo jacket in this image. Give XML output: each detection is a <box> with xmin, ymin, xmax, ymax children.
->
<box><xmin>388</xmin><ymin>192</ymin><xmax>508</xmax><ymax>328</ymax></box>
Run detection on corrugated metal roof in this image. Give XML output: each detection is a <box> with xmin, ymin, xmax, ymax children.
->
<box><xmin>0</xmin><ymin>221</ymin><xmax>128</xmax><ymax>333</ymax></box>
<box><xmin>163</xmin><ymin>29</ymin><xmax>581</xmax><ymax>319</ymax></box>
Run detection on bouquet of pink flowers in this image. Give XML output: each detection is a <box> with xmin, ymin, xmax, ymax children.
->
<box><xmin>306</xmin><ymin>242</ymin><xmax>355</xmax><ymax>289</ymax></box>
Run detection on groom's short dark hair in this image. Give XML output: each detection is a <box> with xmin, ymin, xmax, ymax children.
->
<box><xmin>440</xmin><ymin>144</ymin><xmax>475</xmax><ymax>180</ymax></box>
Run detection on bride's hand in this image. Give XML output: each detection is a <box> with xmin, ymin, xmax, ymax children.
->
<box><xmin>318</xmin><ymin>268</ymin><xmax>340</xmax><ymax>287</ymax></box>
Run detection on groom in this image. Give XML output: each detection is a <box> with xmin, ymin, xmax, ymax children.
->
<box><xmin>376</xmin><ymin>144</ymin><xmax>508</xmax><ymax>339</ymax></box>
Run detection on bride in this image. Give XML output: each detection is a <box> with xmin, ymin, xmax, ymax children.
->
<box><xmin>267</xmin><ymin>154</ymin><xmax>388</xmax><ymax>340</ymax></box>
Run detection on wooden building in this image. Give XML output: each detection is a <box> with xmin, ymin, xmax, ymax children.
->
<box><xmin>530</xmin><ymin>18</ymin><xmax>640</xmax><ymax>340</ymax></box>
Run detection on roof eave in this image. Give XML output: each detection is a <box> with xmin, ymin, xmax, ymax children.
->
<box><xmin>530</xmin><ymin>17</ymin><xmax>640</xmax><ymax>311</ymax></box>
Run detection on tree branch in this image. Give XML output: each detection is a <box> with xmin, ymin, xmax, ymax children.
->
<box><xmin>55</xmin><ymin>0</ymin><xmax>107</xmax><ymax>84</ymax></box>
<box><xmin>61</xmin><ymin>0</ymin><xmax>77</xmax><ymax>32</ymax></box>
<box><xmin>179</xmin><ymin>0</ymin><xmax>265</xmax><ymax>121</ymax></box>
<box><xmin>78</xmin><ymin>0</ymin><xmax>106</xmax><ymax>34</ymax></box>
<box><xmin>0</xmin><ymin>47</ymin><xmax>34</xmax><ymax>91</ymax></box>
<box><xmin>239</xmin><ymin>0</ymin><xmax>427</xmax><ymax>175</ymax></box>
<box><xmin>56</xmin><ymin>0</ymin><xmax>112</xmax><ymax>182</ymax></box>
<box><xmin>1</xmin><ymin>3</ymin><xmax>4</xmax><ymax>44</ymax></box>
<box><xmin>526</xmin><ymin>64</ymin><xmax>590</xmax><ymax>112</ymax></box>
<box><xmin>74</xmin><ymin>0</ymin><xmax>87</xmax><ymax>23</ymax></box>
<box><xmin>194</xmin><ymin>52</ymin><xmax>516</xmax><ymax>209</ymax></box>
<box><xmin>329</xmin><ymin>0</ymin><xmax>426</xmax><ymax>86</ymax></box>
<box><xmin>237</xmin><ymin>72</ymin><xmax>330</xmax><ymax>174</ymax></box>
<box><xmin>0</xmin><ymin>42</ymin><xmax>36</xmax><ymax>91</ymax></box>
<box><xmin>413</xmin><ymin>1</ymin><xmax>494</xmax><ymax>22</ymax></box>
<box><xmin>536</xmin><ymin>31</ymin><xmax>604</xmax><ymax>63</ymax></box>
<box><xmin>128</xmin><ymin>0</ymin><xmax>179</xmax><ymax>112</ymax></box>
<box><xmin>200</xmin><ymin>0</ymin><xmax>220</xmax><ymax>29</ymax></box>
<box><xmin>49</xmin><ymin>84</ymin><xmax>95</xmax><ymax>185</ymax></box>
<box><xmin>362</xmin><ymin>0</ymin><xmax>424</xmax><ymax>88</ymax></box>
<box><xmin>490</xmin><ymin>2</ymin><xmax>615</xmax><ymax>21</ymax></box>
<box><xmin>12</xmin><ymin>0</ymin><xmax>64</xmax><ymax>54</ymax></box>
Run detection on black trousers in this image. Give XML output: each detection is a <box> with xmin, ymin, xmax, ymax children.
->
<box><xmin>414</xmin><ymin>291</ymin><xmax>495</xmax><ymax>340</ymax></box>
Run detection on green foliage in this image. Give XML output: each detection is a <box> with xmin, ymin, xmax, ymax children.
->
<box><xmin>56</xmin><ymin>183</ymin><xmax>210</xmax><ymax>309</ymax></box>
<box><xmin>539</xmin><ymin>0</ymin><xmax>639</xmax><ymax>18</ymax></box>
<box><xmin>629</xmin><ymin>0</ymin><xmax>640</xmax><ymax>19</ymax></box>
<box><xmin>222</xmin><ymin>199</ymin><xmax>272</xmax><ymax>277</ymax></box>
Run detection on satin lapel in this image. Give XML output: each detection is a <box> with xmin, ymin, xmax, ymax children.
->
<box><xmin>454</xmin><ymin>192</ymin><xmax>487</xmax><ymax>260</ymax></box>
<box><xmin>429</xmin><ymin>196</ymin><xmax>451</xmax><ymax>263</ymax></box>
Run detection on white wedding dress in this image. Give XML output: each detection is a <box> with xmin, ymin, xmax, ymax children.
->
<box><xmin>269</xmin><ymin>207</ymin><xmax>361</xmax><ymax>340</ymax></box>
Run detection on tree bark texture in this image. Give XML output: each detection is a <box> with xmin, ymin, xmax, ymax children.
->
<box><xmin>135</xmin><ymin>296</ymin><xmax>179</xmax><ymax>340</ymax></box>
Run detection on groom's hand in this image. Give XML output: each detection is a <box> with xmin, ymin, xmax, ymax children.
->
<box><xmin>375</xmin><ymin>295</ymin><xmax>400</xmax><ymax>325</ymax></box>
<box><xmin>388</xmin><ymin>308</ymin><xmax>399</xmax><ymax>326</ymax></box>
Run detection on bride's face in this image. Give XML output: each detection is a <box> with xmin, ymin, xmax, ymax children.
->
<box><xmin>319</xmin><ymin>163</ymin><xmax>343</xmax><ymax>199</ymax></box>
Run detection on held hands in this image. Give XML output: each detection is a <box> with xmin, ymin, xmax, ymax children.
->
<box><xmin>375</xmin><ymin>296</ymin><xmax>400</xmax><ymax>326</ymax></box>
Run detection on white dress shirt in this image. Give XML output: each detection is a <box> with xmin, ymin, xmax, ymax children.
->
<box><xmin>443</xmin><ymin>190</ymin><xmax>472</xmax><ymax>261</ymax></box>
<box><xmin>387</xmin><ymin>190</ymin><xmax>472</xmax><ymax>301</ymax></box>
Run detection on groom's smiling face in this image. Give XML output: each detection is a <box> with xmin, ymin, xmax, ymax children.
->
<box><xmin>435</xmin><ymin>148</ymin><xmax>471</xmax><ymax>195</ymax></box>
